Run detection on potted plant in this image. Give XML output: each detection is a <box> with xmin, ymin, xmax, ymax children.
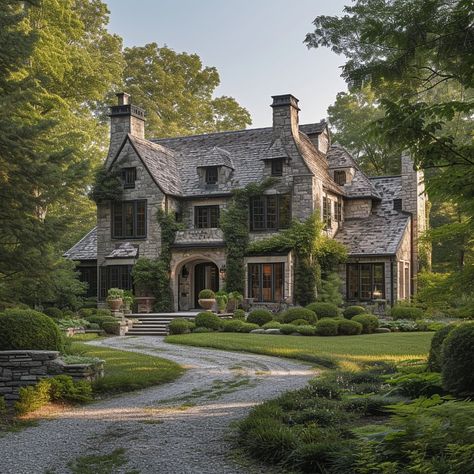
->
<box><xmin>216</xmin><ymin>293</ymin><xmax>228</xmax><ymax>314</ymax></box>
<box><xmin>123</xmin><ymin>291</ymin><xmax>135</xmax><ymax>314</ymax></box>
<box><xmin>198</xmin><ymin>289</ymin><xmax>216</xmax><ymax>310</ymax></box>
<box><xmin>107</xmin><ymin>288</ymin><xmax>124</xmax><ymax>311</ymax></box>
<box><xmin>227</xmin><ymin>291</ymin><xmax>243</xmax><ymax>313</ymax></box>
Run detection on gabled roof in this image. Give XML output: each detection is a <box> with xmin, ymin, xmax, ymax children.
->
<box><xmin>327</xmin><ymin>144</ymin><xmax>358</xmax><ymax>169</ymax></box>
<box><xmin>197</xmin><ymin>146</ymin><xmax>234</xmax><ymax>169</ymax></box>
<box><xmin>299</xmin><ymin>121</ymin><xmax>327</xmax><ymax>136</ymax></box>
<box><xmin>63</xmin><ymin>227</ymin><xmax>97</xmax><ymax>261</ymax></box>
<box><xmin>261</xmin><ymin>137</ymin><xmax>290</xmax><ymax>160</ymax></box>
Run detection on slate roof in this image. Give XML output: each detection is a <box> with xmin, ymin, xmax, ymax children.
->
<box><xmin>106</xmin><ymin>242</ymin><xmax>138</xmax><ymax>259</ymax></box>
<box><xmin>327</xmin><ymin>144</ymin><xmax>358</xmax><ymax>168</ymax></box>
<box><xmin>196</xmin><ymin>146</ymin><xmax>234</xmax><ymax>169</ymax></box>
<box><xmin>335</xmin><ymin>175</ymin><xmax>410</xmax><ymax>256</ymax></box>
<box><xmin>64</xmin><ymin>227</ymin><xmax>97</xmax><ymax>261</ymax></box>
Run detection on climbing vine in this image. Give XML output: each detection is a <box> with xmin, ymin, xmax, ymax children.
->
<box><xmin>132</xmin><ymin>209</ymin><xmax>183</xmax><ymax>312</ymax></box>
<box><xmin>89</xmin><ymin>166</ymin><xmax>123</xmax><ymax>203</ymax></box>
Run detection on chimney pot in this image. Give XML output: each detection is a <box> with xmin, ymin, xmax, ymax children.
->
<box><xmin>116</xmin><ymin>92</ymin><xmax>130</xmax><ymax>106</ymax></box>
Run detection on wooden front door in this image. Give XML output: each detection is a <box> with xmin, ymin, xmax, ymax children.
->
<box><xmin>194</xmin><ymin>262</ymin><xmax>219</xmax><ymax>308</ymax></box>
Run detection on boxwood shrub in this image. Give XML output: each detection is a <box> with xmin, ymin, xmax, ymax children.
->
<box><xmin>0</xmin><ymin>309</ymin><xmax>64</xmax><ymax>351</ymax></box>
<box><xmin>427</xmin><ymin>324</ymin><xmax>456</xmax><ymax>372</ymax></box>
<box><xmin>101</xmin><ymin>321</ymin><xmax>121</xmax><ymax>335</ymax></box>
<box><xmin>337</xmin><ymin>319</ymin><xmax>363</xmax><ymax>335</ymax></box>
<box><xmin>342</xmin><ymin>305</ymin><xmax>366</xmax><ymax>319</ymax></box>
<box><xmin>85</xmin><ymin>315</ymin><xmax>117</xmax><ymax>329</ymax></box>
<box><xmin>222</xmin><ymin>319</ymin><xmax>245</xmax><ymax>333</ymax></box>
<box><xmin>391</xmin><ymin>304</ymin><xmax>424</xmax><ymax>320</ymax></box>
<box><xmin>291</xmin><ymin>319</ymin><xmax>310</xmax><ymax>326</ymax></box>
<box><xmin>315</xmin><ymin>318</ymin><xmax>339</xmax><ymax>336</ymax></box>
<box><xmin>352</xmin><ymin>314</ymin><xmax>379</xmax><ymax>334</ymax></box>
<box><xmin>297</xmin><ymin>325</ymin><xmax>316</xmax><ymax>336</ymax></box>
<box><xmin>195</xmin><ymin>311</ymin><xmax>222</xmax><ymax>330</ymax></box>
<box><xmin>306</xmin><ymin>302</ymin><xmax>339</xmax><ymax>319</ymax></box>
<box><xmin>43</xmin><ymin>307</ymin><xmax>63</xmax><ymax>320</ymax></box>
<box><xmin>283</xmin><ymin>307</ymin><xmax>317</xmax><ymax>325</ymax></box>
<box><xmin>441</xmin><ymin>322</ymin><xmax>474</xmax><ymax>396</ymax></box>
<box><xmin>169</xmin><ymin>318</ymin><xmax>195</xmax><ymax>335</ymax></box>
<box><xmin>239</xmin><ymin>322</ymin><xmax>260</xmax><ymax>333</ymax></box>
<box><xmin>233</xmin><ymin>309</ymin><xmax>246</xmax><ymax>320</ymax></box>
<box><xmin>262</xmin><ymin>321</ymin><xmax>282</xmax><ymax>329</ymax></box>
<box><xmin>280</xmin><ymin>324</ymin><xmax>299</xmax><ymax>335</ymax></box>
<box><xmin>247</xmin><ymin>309</ymin><xmax>273</xmax><ymax>326</ymax></box>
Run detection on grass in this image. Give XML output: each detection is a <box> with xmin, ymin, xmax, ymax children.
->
<box><xmin>165</xmin><ymin>332</ymin><xmax>433</xmax><ymax>370</ymax></box>
<box><xmin>70</xmin><ymin>337</ymin><xmax>184</xmax><ymax>395</ymax></box>
<box><xmin>67</xmin><ymin>448</ymin><xmax>134</xmax><ymax>474</ymax></box>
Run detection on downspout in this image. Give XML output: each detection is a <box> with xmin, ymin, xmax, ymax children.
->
<box><xmin>390</xmin><ymin>256</ymin><xmax>394</xmax><ymax>307</ymax></box>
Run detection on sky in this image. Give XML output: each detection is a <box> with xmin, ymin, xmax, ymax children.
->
<box><xmin>104</xmin><ymin>0</ymin><xmax>349</xmax><ymax>128</ymax></box>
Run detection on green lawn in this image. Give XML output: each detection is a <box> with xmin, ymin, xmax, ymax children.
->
<box><xmin>165</xmin><ymin>332</ymin><xmax>433</xmax><ymax>369</ymax></box>
<box><xmin>71</xmin><ymin>337</ymin><xmax>185</xmax><ymax>394</ymax></box>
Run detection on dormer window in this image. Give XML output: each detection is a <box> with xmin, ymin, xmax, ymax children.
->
<box><xmin>271</xmin><ymin>159</ymin><xmax>284</xmax><ymax>177</ymax></box>
<box><xmin>334</xmin><ymin>170</ymin><xmax>346</xmax><ymax>186</ymax></box>
<box><xmin>205</xmin><ymin>166</ymin><xmax>218</xmax><ymax>185</ymax></box>
<box><xmin>122</xmin><ymin>167</ymin><xmax>136</xmax><ymax>189</ymax></box>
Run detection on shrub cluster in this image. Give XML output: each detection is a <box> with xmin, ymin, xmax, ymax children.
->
<box><xmin>169</xmin><ymin>318</ymin><xmax>195</xmax><ymax>335</ymax></box>
<box><xmin>194</xmin><ymin>312</ymin><xmax>223</xmax><ymax>330</ymax></box>
<box><xmin>337</xmin><ymin>319</ymin><xmax>363</xmax><ymax>335</ymax></box>
<box><xmin>306</xmin><ymin>302</ymin><xmax>339</xmax><ymax>318</ymax></box>
<box><xmin>43</xmin><ymin>307</ymin><xmax>63</xmax><ymax>320</ymax></box>
<box><xmin>15</xmin><ymin>375</ymin><xmax>92</xmax><ymax>415</ymax></box>
<box><xmin>352</xmin><ymin>314</ymin><xmax>379</xmax><ymax>333</ymax></box>
<box><xmin>315</xmin><ymin>318</ymin><xmax>339</xmax><ymax>336</ymax></box>
<box><xmin>233</xmin><ymin>309</ymin><xmax>246</xmax><ymax>320</ymax></box>
<box><xmin>0</xmin><ymin>309</ymin><xmax>64</xmax><ymax>352</ymax></box>
<box><xmin>427</xmin><ymin>324</ymin><xmax>455</xmax><ymax>371</ymax></box>
<box><xmin>282</xmin><ymin>307</ymin><xmax>317</xmax><ymax>325</ymax></box>
<box><xmin>391</xmin><ymin>304</ymin><xmax>424</xmax><ymax>320</ymax></box>
<box><xmin>342</xmin><ymin>305</ymin><xmax>366</xmax><ymax>319</ymax></box>
<box><xmin>247</xmin><ymin>309</ymin><xmax>273</xmax><ymax>326</ymax></box>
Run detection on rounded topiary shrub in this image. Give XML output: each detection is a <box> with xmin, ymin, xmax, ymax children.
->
<box><xmin>280</xmin><ymin>324</ymin><xmax>299</xmax><ymax>335</ymax></box>
<box><xmin>262</xmin><ymin>321</ymin><xmax>282</xmax><ymax>329</ymax></box>
<box><xmin>283</xmin><ymin>308</ymin><xmax>317</xmax><ymax>325</ymax></box>
<box><xmin>198</xmin><ymin>289</ymin><xmax>215</xmax><ymax>299</ymax></box>
<box><xmin>0</xmin><ymin>309</ymin><xmax>63</xmax><ymax>351</ymax></box>
<box><xmin>297</xmin><ymin>325</ymin><xmax>316</xmax><ymax>336</ymax></box>
<box><xmin>195</xmin><ymin>311</ymin><xmax>222</xmax><ymax>330</ymax></box>
<box><xmin>247</xmin><ymin>309</ymin><xmax>273</xmax><ymax>326</ymax></box>
<box><xmin>169</xmin><ymin>318</ymin><xmax>194</xmax><ymax>335</ymax></box>
<box><xmin>233</xmin><ymin>309</ymin><xmax>246</xmax><ymax>320</ymax></box>
<box><xmin>391</xmin><ymin>304</ymin><xmax>424</xmax><ymax>320</ymax></box>
<box><xmin>315</xmin><ymin>318</ymin><xmax>339</xmax><ymax>336</ymax></box>
<box><xmin>441</xmin><ymin>323</ymin><xmax>474</xmax><ymax>396</ymax></box>
<box><xmin>427</xmin><ymin>324</ymin><xmax>456</xmax><ymax>372</ymax></box>
<box><xmin>86</xmin><ymin>315</ymin><xmax>117</xmax><ymax>329</ymax></box>
<box><xmin>306</xmin><ymin>302</ymin><xmax>339</xmax><ymax>319</ymax></box>
<box><xmin>222</xmin><ymin>319</ymin><xmax>245</xmax><ymax>333</ymax></box>
<box><xmin>239</xmin><ymin>322</ymin><xmax>260</xmax><ymax>333</ymax></box>
<box><xmin>101</xmin><ymin>321</ymin><xmax>120</xmax><ymax>335</ymax></box>
<box><xmin>291</xmin><ymin>319</ymin><xmax>309</xmax><ymax>326</ymax></box>
<box><xmin>337</xmin><ymin>319</ymin><xmax>363</xmax><ymax>336</ymax></box>
<box><xmin>352</xmin><ymin>314</ymin><xmax>379</xmax><ymax>334</ymax></box>
<box><xmin>43</xmin><ymin>307</ymin><xmax>63</xmax><ymax>320</ymax></box>
<box><xmin>342</xmin><ymin>306</ymin><xmax>366</xmax><ymax>320</ymax></box>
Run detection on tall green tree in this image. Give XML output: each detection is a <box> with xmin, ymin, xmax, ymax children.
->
<box><xmin>305</xmin><ymin>0</ymin><xmax>474</xmax><ymax>300</ymax></box>
<box><xmin>122</xmin><ymin>43</ymin><xmax>252</xmax><ymax>138</ymax></box>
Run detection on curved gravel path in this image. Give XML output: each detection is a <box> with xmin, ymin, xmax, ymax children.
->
<box><xmin>0</xmin><ymin>336</ymin><xmax>316</xmax><ymax>474</ymax></box>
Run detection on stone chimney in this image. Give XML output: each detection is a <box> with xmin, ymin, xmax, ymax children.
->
<box><xmin>106</xmin><ymin>92</ymin><xmax>145</xmax><ymax>164</ymax></box>
<box><xmin>271</xmin><ymin>94</ymin><xmax>300</xmax><ymax>138</ymax></box>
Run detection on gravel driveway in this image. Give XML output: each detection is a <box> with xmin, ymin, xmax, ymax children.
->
<box><xmin>0</xmin><ymin>336</ymin><xmax>316</xmax><ymax>474</ymax></box>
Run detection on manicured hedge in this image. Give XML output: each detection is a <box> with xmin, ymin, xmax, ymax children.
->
<box><xmin>337</xmin><ymin>319</ymin><xmax>363</xmax><ymax>335</ymax></box>
<box><xmin>427</xmin><ymin>324</ymin><xmax>455</xmax><ymax>372</ymax></box>
<box><xmin>343</xmin><ymin>306</ymin><xmax>366</xmax><ymax>319</ymax></box>
<box><xmin>233</xmin><ymin>309</ymin><xmax>246</xmax><ymax>320</ymax></box>
<box><xmin>169</xmin><ymin>318</ymin><xmax>195</xmax><ymax>335</ymax></box>
<box><xmin>283</xmin><ymin>307</ymin><xmax>317</xmax><ymax>325</ymax></box>
<box><xmin>352</xmin><ymin>314</ymin><xmax>379</xmax><ymax>334</ymax></box>
<box><xmin>315</xmin><ymin>318</ymin><xmax>339</xmax><ymax>336</ymax></box>
<box><xmin>0</xmin><ymin>309</ymin><xmax>63</xmax><ymax>351</ymax></box>
<box><xmin>391</xmin><ymin>304</ymin><xmax>424</xmax><ymax>320</ymax></box>
<box><xmin>247</xmin><ymin>309</ymin><xmax>273</xmax><ymax>326</ymax></box>
<box><xmin>306</xmin><ymin>302</ymin><xmax>339</xmax><ymax>319</ymax></box>
<box><xmin>195</xmin><ymin>312</ymin><xmax>222</xmax><ymax>330</ymax></box>
<box><xmin>222</xmin><ymin>319</ymin><xmax>245</xmax><ymax>333</ymax></box>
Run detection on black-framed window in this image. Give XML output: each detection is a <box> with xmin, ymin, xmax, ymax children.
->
<box><xmin>347</xmin><ymin>263</ymin><xmax>385</xmax><ymax>300</ymax></box>
<box><xmin>271</xmin><ymin>159</ymin><xmax>284</xmax><ymax>177</ymax></box>
<box><xmin>323</xmin><ymin>196</ymin><xmax>332</xmax><ymax>226</ymax></box>
<box><xmin>335</xmin><ymin>201</ymin><xmax>342</xmax><ymax>222</ymax></box>
<box><xmin>205</xmin><ymin>166</ymin><xmax>218</xmax><ymax>185</ymax></box>
<box><xmin>78</xmin><ymin>266</ymin><xmax>97</xmax><ymax>298</ymax></box>
<box><xmin>393</xmin><ymin>199</ymin><xmax>403</xmax><ymax>211</ymax></box>
<box><xmin>250</xmin><ymin>194</ymin><xmax>291</xmax><ymax>231</ymax></box>
<box><xmin>122</xmin><ymin>167</ymin><xmax>137</xmax><ymax>189</ymax></box>
<box><xmin>248</xmin><ymin>263</ymin><xmax>284</xmax><ymax>302</ymax></box>
<box><xmin>195</xmin><ymin>205</ymin><xmax>220</xmax><ymax>228</ymax></box>
<box><xmin>99</xmin><ymin>265</ymin><xmax>133</xmax><ymax>300</ymax></box>
<box><xmin>112</xmin><ymin>200</ymin><xmax>146</xmax><ymax>239</ymax></box>
<box><xmin>334</xmin><ymin>170</ymin><xmax>346</xmax><ymax>185</ymax></box>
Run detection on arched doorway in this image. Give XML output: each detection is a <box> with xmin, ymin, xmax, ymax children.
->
<box><xmin>194</xmin><ymin>262</ymin><xmax>219</xmax><ymax>308</ymax></box>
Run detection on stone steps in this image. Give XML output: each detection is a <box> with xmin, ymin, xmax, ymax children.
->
<box><xmin>127</xmin><ymin>312</ymin><xmax>199</xmax><ymax>336</ymax></box>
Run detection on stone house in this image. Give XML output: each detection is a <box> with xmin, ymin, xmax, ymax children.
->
<box><xmin>65</xmin><ymin>92</ymin><xmax>429</xmax><ymax>311</ymax></box>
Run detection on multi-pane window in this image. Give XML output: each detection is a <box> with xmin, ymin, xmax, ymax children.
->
<box><xmin>334</xmin><ymin>170</ymin><xmax>347</xmax><ymax>185</ymax></box>
<box><xmin>250</xmin><ymin>194</ymin><xmax>291</xmax><ymax>230</ymax></box>
<box><xmin>99</xmin><ymin>265</ymin><xmax>133</xmax><ymax>300</ymax></box>
<box><xmin>271</xmin><ymin>159</ymin><xmax>283</xmax><ymax>176</ymax></box>
<box><xmin>248</xmin><ymin>263</ymin><xmax>284</xmax><ymax>302</ymax></box>
<box><xmin>323</xmin><ymin>196</ymin><xmax>332</xmax><ymax>226</ymax></box>
<box><xmin>122</xmin><ymin>167</ymin><xmax>136</xmax><ymax>189</ymax></box>
<box><xmin>78</xmin><ymin>266</ymin><xmax>97</xmax><ymax>298</ymax></box>
<box><xmin>335</xmin><ymin>201</ymin><xmax>342</xmax><ymax>222</ymax></box>
<box><xmin>393</xmin><ymin>199</ymin><xmax>403</xmax><ymax>211</ymax></box>
<box><xmin>112</xmin><ymin>200</ymin><xmax>146</xmax><ymax>238</ymax></box>
<box><xmin>205</xmin><ymin>166</ymin><xmax>218</xmax><ymax>185</ymax></box>
<box><xmin>347</xmin><ymin>263</ymin><xmax>385</xmax><ymax>300</ymax></box>
<box><xmin>195</xmin><ymin>205</ymin><xmax>220</xmax><ymax>228</ymax></box>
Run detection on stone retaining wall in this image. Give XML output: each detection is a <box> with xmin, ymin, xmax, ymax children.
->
<box><xmin>0</xmin><ymin>350</ymin><xmax>103</xmax><ymax>404</ymax></box>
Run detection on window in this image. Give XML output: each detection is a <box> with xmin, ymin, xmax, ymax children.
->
<box><xmin>78</xmin><ymin>266</ymin><xmax>97</xmax><ymax>298</ymax></box>
<box><xmin>195</xmin><ymin>205</ymin><xmax>220</xmax><ymax>228</ymax></box>
<box><xmin>250</xmin><ymin>194</ymin><xmax>291</xmax><ymax>230</ymax></box>
<box><xmin>248</xmin><ymin>263</ymin><xmax>284</xmax><ymax>302</ymax></box>
<box><xmin>205</xmin><ymin>166</ymin><xmax>218</xmax><ymax>185</ymax></box>
<box><xmin>99</xmin><ymin>265</ymin><xmax>133</xmax><ymax>300</ymax></box>
<box><xmin>335</xmin><ymin>201</ymin><xmax>342</xmax><ymax>222</ymax></box>
<box><xmin>323</xmin><ymin>196</ymin><xmax>332</xmax><ymax>226</ymax></box>
<box><xmin>347</xmin><ymin>263</ymin><xmax>385</xmax><ymax>300</ymax></box>
<box><xmin>271</xmin><ymin>159</ymin><xmax>283</xmax><ymax>176</ymax></box>
<box><xmin>122</xmin><ymin>167</ymin><xmax>136</xmax><ymax>189</ymax></box>
<box><xmin>112</xmin><ymin>200</ymin><xmax>146</xmax><ymax>238</ymax></box>
<box><xmin>334</xmin><ymin>170</ymin><xmax>347</xmax><ymax>185</ymax></box>
<box><xmin>393</xmin><ymin>199</ymin><xmax>403</xmax><ymax>211</ymax></box>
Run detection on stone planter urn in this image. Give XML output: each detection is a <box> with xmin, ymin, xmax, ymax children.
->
<box><xmin>198</xmin><ymin>298</ymin><xmax>216</xmax><ymax>311</ymax></box>
<box><xmin>107</xmin><ymin>298</ymin><xmax>122</xmax><ymax>312</ymax></box>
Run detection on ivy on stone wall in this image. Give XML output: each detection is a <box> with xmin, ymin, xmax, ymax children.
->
<box><xmin>131</xmin><ymin>209</ymin><xmax>183</xmax><ymax>312</ymax></box>
<box><xmin>89</xmin><ymin>166</ymin><xmax>123</xmax><ymax>203</ymax></box>
<box><xmin>220</xmin><ymin>179</ymin><xmax>276</xmax><ymax>294</ymax></box>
